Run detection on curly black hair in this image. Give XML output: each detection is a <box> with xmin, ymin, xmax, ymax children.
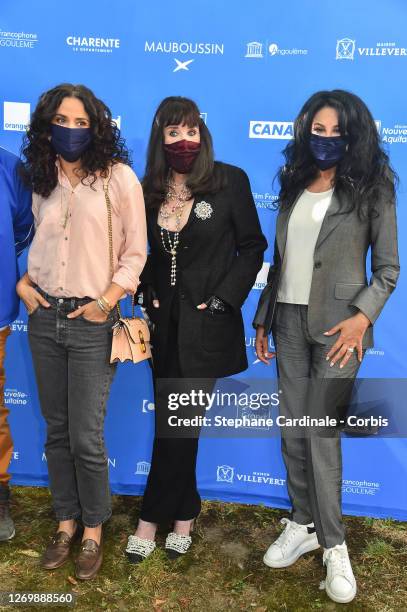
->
<box><xmin>21</xmin><ymin>83</ymin><xmax>131</xmax><ymax>197</ymax></box>
<box><xmin>277</xmin><ymin>89</ymin><xmax>398</xmax><ymax>217</ymax></box>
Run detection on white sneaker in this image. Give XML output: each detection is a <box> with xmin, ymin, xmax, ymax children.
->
<box><xmin>263</xmin><ymin>518</ymin><xmax>320</xmax><ymax>568</ymax></box>
<box><xmin>323</xmin><ymin>542</ymin><xmax>357</xmax><ymax>603</ymax></box>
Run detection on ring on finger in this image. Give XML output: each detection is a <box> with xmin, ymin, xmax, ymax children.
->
<box><xmin>347</xmin><ymin>347</ymin><xmax>355</xmax><ymax>353</ymax></box>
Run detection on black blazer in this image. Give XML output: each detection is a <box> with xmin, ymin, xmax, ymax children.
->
<box><xmin>140</xmin><ymin>162</ymin><xmax>267</xmax><ymax>377</ymax></box>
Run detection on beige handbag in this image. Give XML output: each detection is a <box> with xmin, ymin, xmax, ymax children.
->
<box><xmin>103</xmin><ymin>171</ymin><xmax>152</xmax><ymax>364</ymax></box>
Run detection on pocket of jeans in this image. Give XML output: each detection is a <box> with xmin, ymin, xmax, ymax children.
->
<box><xmin>80</xmin><ymin>313</ymin><xmax>114</xmax><ymax>326</ymax></box>
<box><xmin>28</xmin><ymin>304</ymin><xmax>42</xmax><ymax>317</ymax></box>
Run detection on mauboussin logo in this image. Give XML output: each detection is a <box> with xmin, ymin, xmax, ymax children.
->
<box><xmin>145</xmin><ymin>40</ymin><xmax>224</xmax><ymax>72</ymax></box>
<box><xmin>145</xmin><ymin>40</ymin><xmax>224</xmax><ymax>55</ymax></box>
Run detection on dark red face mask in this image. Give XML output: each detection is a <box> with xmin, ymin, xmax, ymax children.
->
<box><xmin>163</xmin><ymin>139</ymin><xmax>201</xmax><ymax>174</ymax></box>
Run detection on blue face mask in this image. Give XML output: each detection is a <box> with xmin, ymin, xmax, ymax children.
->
<box><xmin>309</xmin><ymin>133</ymin><xmax>348</xmax><ymax>170</ymax></box>
<box><xmin>50</xmin><ymin>124</ymin><xmax>92</xmax><ymax>162</ymax></box>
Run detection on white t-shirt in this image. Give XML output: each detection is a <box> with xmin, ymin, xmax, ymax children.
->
<box><xmin>277</xmin><ymin>188</ymin><xmax>334</xmax><ymax>305</ymax></box>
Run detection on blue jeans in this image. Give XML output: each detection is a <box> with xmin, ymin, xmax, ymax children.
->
<box><xmin>28</xmin><ymin>289</ymin><xmax>118</xmax><ymax>527</ymax></box>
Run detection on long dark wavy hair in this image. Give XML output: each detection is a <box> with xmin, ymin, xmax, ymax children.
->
<box><xmin>143</xmin><ymin>96</ymin><xmax>226</xmax><ymax>208</ymax></box>
<box><xmin>277</xmin><ymin>89</ymin><xmax>397</xmax><ymax>216</ymax></box>
<box><xmin>21</xmin><ymin>83</ymin><xmax>131</xmax><ymax>197</ymax></box>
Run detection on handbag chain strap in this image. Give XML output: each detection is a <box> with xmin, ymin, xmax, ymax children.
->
<box><xmin>102</xmin><ymin>168</ymin><xmax>149</xmax><ymax>358</ymax></box>
<box><xmin>102</xmin><ymin>167</ymin><xmax>128</xmax><ymax>319</ymax></box>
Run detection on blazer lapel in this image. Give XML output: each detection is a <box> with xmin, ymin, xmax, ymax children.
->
<box><xmin>149</xmin><ymin>207</ymin><xmax>161</xmax><ymax>244</ymax></box>
<box><xmin>182</xmin><ymin>195</ymin><xmax>198</xmax><ymax>233</ymax></box>
<box><xmin>276</xmin><ymin>189</ymin><xmax>349</xmax><ymax>257</ymax></box>
<box><xmin>276</xmin><ymin>192</ymin><xmax>301</xmax><ymax>257</ymax></box>
<box><xmin>314</xmin><ymin>189</ymin><xmax>347</xmax><ymax>250</ymax></box>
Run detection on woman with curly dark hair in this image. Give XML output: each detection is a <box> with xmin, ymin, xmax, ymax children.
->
<box><xmin>17</xmin><ymin>83</ymin><xmax>147</xmax><ymax>580</ymax></box>
<box><xmin>253</xmin><ymin>90</ymin><xmax>400</xmax><ymax>604</ymax></box>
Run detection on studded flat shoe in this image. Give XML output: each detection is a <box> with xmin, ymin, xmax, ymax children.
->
<box><xmin>165</xmin><ymin>532</ymin><xmax>193</xmax><ymax>560</ymax></box>
<box><xmin>125</xmin><ymin>534</ymin><xmax>156</xmax><ymax>564</ymax></box>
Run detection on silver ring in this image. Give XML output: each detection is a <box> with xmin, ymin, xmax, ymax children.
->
<box><xmin>347</xmin><ymin>347</ymin><xmax>355</xmax><ymax>353</ymax></box>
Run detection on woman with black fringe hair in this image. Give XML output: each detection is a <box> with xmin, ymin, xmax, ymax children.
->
<box><xmin>254</xmin><ymin>90</ymin><xmax>400</xmax><ymax>604</ymax></box>
<box><xmin>125</xmin><ymin>96</ymin><xmax>267</xmax><ymax>562</ymax></box>
<box><xmin>17</xmin><ymin>83</ymin><xmax>147</xmax><ymax>580</ymax></box>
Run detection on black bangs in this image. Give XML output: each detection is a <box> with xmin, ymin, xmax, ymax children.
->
<box><xmin>156</xmin><ymin>97</ymin><xmax>201</xmax><ymax>129</ymax></box>
<box><xmin>143</xmin><ymin>96</ymin><xmax>227</xmax><ymax>208</ymax></box>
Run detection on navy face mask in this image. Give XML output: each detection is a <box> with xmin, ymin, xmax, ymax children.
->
<box><xmin>50</xmin><ymin>124</ymin><xmax>92</xmax><ymax>162</ymax></box>
<box><xmin>309</xmin><ymin>133</ymin><xmax>348</xmax><ymax>170</ymax></box>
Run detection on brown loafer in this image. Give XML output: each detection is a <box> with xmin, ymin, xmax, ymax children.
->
<box><xmin>41</xmin><ymin>526</ymin><xmax>82</xmax><ymax>570</ymax></box>
<box><xmin>75</xmin><ymin>535</ymin><xmax>103</xmax><ymax>580</ymax></box>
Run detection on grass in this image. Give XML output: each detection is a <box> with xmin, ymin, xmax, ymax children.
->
<box><xmin>0</xmin><ymin>487</ymin><xmax>406</xmax><ymax>611</ymax></box>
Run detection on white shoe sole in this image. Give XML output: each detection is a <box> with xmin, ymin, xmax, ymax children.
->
<box><xmin>325</xmin><ymin>582</ymin><xmax>357</xmax><ymax>604</ymax></box>
<box><xmin>263</xmin><ymin>537</ymin><xmax>320</xmax><ymax>568</ymax></box>
<box><xmin>0</xmin><ymin>528</ymin><xmax>15</xmax><ymax>542</ymax></box>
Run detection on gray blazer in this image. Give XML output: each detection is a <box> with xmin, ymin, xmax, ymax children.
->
<box><xmin>253</xmin><ymin>188</ymin><xmax>400</xmax><ymax>348</ymax></box>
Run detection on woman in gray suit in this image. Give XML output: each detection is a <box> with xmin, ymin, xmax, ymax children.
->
<box><xmin>254</xmin><ymin>90</ymin><xmax>399</xmax><ymax>605</ymax></box>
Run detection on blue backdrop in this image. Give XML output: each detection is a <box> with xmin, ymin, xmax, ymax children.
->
<box><xmin>1</xmin><ymin>0</ymin><xmax>406</xmax><ymax>520</ymax></box>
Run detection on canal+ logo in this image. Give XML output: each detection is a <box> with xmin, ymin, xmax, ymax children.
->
<box><xmin>249</xmin><ymin>120</ymin><xmax>294</xmax><ymax>140</ymax></box>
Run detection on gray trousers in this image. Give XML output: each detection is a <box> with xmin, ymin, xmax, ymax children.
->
<box><xmin>28</xmin><ymin>289</ymin><xmax>118</xmax><ymax>527</ymax></box>
<box><xmin>272</xmin><ymin>303</ymin><xmax>363</xmax><ymax>549</ymax></box>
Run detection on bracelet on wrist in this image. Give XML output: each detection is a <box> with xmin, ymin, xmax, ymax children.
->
<box><xmin>99</xmin><ymin>295</ymin><xmax>113</xmax><ymax>312</ymax></box>
<box><xmin>96</xmin><ymin>299</ymin><xmax>110</xmax><ymax>315</ymax></box>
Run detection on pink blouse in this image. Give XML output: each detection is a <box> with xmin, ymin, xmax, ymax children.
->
<box><xmin>28</xmin><ymin>161</ymin><xmax>147</xmax><ymax>299</ymax></box>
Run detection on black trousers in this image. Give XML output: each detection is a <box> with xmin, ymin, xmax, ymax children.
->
<box><xmin>140</xmin><ymin>287</ymin><xmax>214</xmax><ymax>523</ymax></box>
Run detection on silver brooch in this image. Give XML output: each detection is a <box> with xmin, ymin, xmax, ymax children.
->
<box><xmin>194</xmin><ymin>200</ymin><xmax>213</xmax><ymax>220</ymax></box>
